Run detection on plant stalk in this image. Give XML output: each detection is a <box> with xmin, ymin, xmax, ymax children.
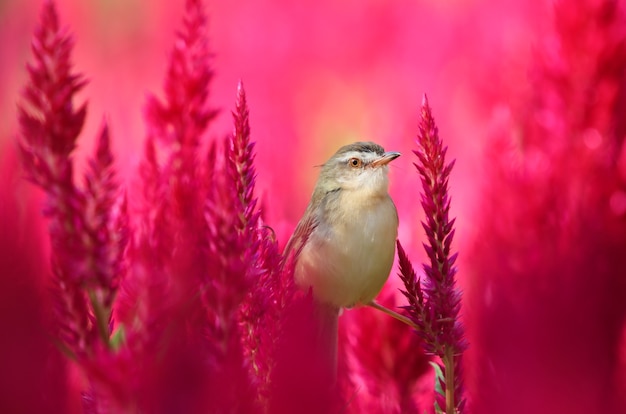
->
<box><xmin>88</xmin><ymin>288</ymin><xmax>111</xmax><ymax>349</ymax></box>
<box><xmin>443</xmin><ymin>347</ymin><xmax>456</xmax><ymax>414</ymax></box>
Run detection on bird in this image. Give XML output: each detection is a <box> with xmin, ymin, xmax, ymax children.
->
<box><xmin>283</xmin><ymin>141</ymin><xmax>400</xmax><ymax>372</ymax></box>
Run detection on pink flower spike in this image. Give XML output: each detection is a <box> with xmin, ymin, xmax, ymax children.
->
<box><xmin>144</xmin><ymin>0</ymin><xmax>216</xmax><ymax>148</ymax></box>
<box><xmin>82</xmin><ymin>122</ymin><xmax>127</xmax><ymax>342</ymax></box>
<box><xmin>18</xmin><ymin>0</ymin><xmax>127</xmax><ymax>362</ymax></box>
<box><xmin>398</xmin><ymin>95</ymin><xmax>466</xmax><ymax>414</ymax></box>
<box><xmin>18</xmin><ymin>0</ymin><xmax>92</xmax><ymax>357</ymax></box>
<box><xmin>19</xmin><ymin>1</ymin><xmax>86</xmax><ymax>166</ymax></box>
<box><xmin>228</xmin><ymin>80</ymin><xmax>260</xmax><ymax>234</ymax></box>
<box><xmin>413</xmin><ymin>95</ymin><xmax>464</xmax><ymax>356</ymax></box>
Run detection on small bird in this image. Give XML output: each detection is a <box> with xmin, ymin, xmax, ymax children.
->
<box><xmin>285</xmin><ymin>141</ymin><xmax>400</xmax><ymax>310</ymax></box>
<box><xmin>283</xmin><ymin>141</ymin><xmax>400</xmax><ymax>375</ymax></box>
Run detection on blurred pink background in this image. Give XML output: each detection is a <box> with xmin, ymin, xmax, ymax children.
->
<box><xmin>0</xmin><ymin>0</ymin><xmax>539</xmax><ymax>229</ymax></box>
<box><xmin>3</xmin><ymin>0</ymin><xmax>626</xmax><ymax>412</ymax></box>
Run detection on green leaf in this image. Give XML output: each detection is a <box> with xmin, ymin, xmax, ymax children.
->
<box><xmin>430</xmin><ymin>361</ymin><xmax>445</xmax><ymax>414</ymax></box>
<box><xmin>87</xmin><ymin>288</ymin><xmax>111</xmax><ymax>347</ymax></box>
<box><xmin>110</xmin><ymin>324</ymin><xmax>126</xmax><ymax>351</ymax></box>
<box><xmin>430</xmin><ymin>361</ymin><xmax>445</xmax><ymax>395</ymax></box>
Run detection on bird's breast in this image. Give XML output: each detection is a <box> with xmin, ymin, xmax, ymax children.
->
<box><xmin>295</xmin><ymin>195</ymin><xmax>398</xmax><ymax>308</ymax></box>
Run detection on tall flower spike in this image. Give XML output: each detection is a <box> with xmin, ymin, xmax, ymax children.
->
<box><xmin>18</xmin><ymin>11</ymin><xmax>128</xmax><ymax>400</ymax></box>
<box><xmin>112</xmin><ymin>2</ymin><xmax>261</xmax><ymax>411</ymax></box>
<box><xmin>229</xmin><ymin>81</ymin><xmax>266</xmax><ymax>383</ymax></box>
<box><xmin>468</xmin><ymin>2</ymin><xmax>626</xmax><ymax>413</ymax></box>
<box><xmin>128</xmin><ymin>0</ymin><xmax>217</xmax><ymax>327</ymax></box>
<box><xmin>399</xmin><ymin>95</ymin><xmax>466</xmax><ymax>414</ymax></box>
<box><xmin>229</xmin><ymin>83</ymin><xmax>328</xmax><ymax>408</ymax></box>
<box><xmin>414</xmin><ymin>95</ymin><xmax>463</xmax><ymax>355</ymax></box>
<box><xmin>82</xmin><ymin>123</ymin><xmax>127</xmax><ymax>345</ymax></box>
<box><xmin>196</xmin><ymin>83</ymin><xmax>261</xmax><ymax>412</ymax></box>
<box><xmin>19</xmin><ymin>1</ymin><xmax>87</xmax><ymax>171</ymax></box>
<box><xmin>339</xmin><ymin>290</ymin><xmax>430</xmax><ymax>413</ymax></box>
<box><xmin>17</xmin><ymin>1</ymin><xmax>93</xmax><ymax>356</ymax></box>
<box><xmin>228</xmin><ymin>80</ymin><xmax>260</xmax><ymax>235</ymax></box>
<box><xmin>144</xmin><ymin>0</ymin><xmax>216</xmax><ymax>149</ymax></box>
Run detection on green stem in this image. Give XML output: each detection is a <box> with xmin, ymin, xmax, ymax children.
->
<box><xmin>88</xmin><ymin>288</ymin><xmax>111</xmax><ymax>349</ymax></box>
<box><xmin>443</xmin><ymin>347</ymin><xmax>456</xmax><ymax>414</ymax></box>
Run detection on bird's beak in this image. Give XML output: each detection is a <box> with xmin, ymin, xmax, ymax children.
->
<box><xmin>371</xmin><ymin>151</ymin><xmax>401</xmax><ymax>167</ymax></box>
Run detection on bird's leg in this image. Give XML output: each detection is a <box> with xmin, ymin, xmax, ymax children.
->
<box><xmin>367</xmin><ymin>301</ymin><xmax>419</xmax><ymax>330</ymax></box>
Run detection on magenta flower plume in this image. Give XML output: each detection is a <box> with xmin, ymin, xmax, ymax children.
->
<box><xmin>228</xmin><ymin>81</ymin><xmax>259</xmax><ymax>232</ymax></box>
<box><xmin>13</xmin><ymin>1</ymin><xmax>484</xmax><ymax>412</ymax></box>
<box><xmin>467</xmin><ymin>1</ymin><xmax>626</xmax><ymax>413</ymax></box>
<box><xmin>232</xmin><ymin>82</ymin><xmax>321</xmax><ymax>409</ymax></box>
<box><xmin>118</xmin><ymin>0</ymin><xmax>217</xmax><ymax>334</ymax></box>
<box><xmin>113</xmin><ymin>2</ymin><xmax>261</xmax><ymax>411</ymax></box>
<box><xmin>144</xmin><ymin>0</ymin><xmax>216</xmax><ymax>151</ymax></box>
<box><xmin>339</xmin><ymin>292</ymin><xmax>430</xmax><ymax>413</ymax></box>
<box><xmin>413</xmin><ymin>95</ymin><xmax>463</xmax><ymax>355</ymax></box>
<box><xmin>17</xmin><ymin>1</ymin><xmax>126</xmax><ymax>358</ymax></box>
<box><xmin>399</xmin><ymin>96</ymin><xmax>465</xmax><ymax>413</ymax></box>
<box><xmin>230</xmin><ymin>83</ymin><xmax>336</xmax><ymax>411</ymax></box>
<box><xmin>230</xmin><ymin>81</ymin><xmax>271</xmax><ymax>383</ymax></box>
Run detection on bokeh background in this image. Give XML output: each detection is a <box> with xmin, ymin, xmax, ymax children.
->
<box><xmin>2</xmin><ymin>0</ymin><xmax>626</xmax><ymax>413</ymax></box>
<box><xmin>0</xmin><ymin>0</ymin><xmax>538</xmax><ymax>228</ymax></box>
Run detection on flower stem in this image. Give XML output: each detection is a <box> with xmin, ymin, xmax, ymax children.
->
<box><xmin>443</xmin><ymin>347</ymin><xmax>456</xmax><ymax>414</ymax></box>
<box><xmin>88</xmin><ymin>289</ymin><xmax>111</xmax><ymax>349</ymax></box>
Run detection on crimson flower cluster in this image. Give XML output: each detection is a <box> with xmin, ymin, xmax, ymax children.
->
<box><xmin>14</xmin><ymin>0</ymin><xmax>465</xmax><ymax>413</ymax></box>
<box><xmin>398</xmin><ymin>96</ymin><xmax>465</xmax><ymax>414</ymax></box>
<box><xmin>16</xmin><ymin>0</ymin><xmax>303</xmax><ymax>412</ymax></box>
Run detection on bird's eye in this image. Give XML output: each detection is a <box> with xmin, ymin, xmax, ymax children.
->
<box><xmin>348</xmin><ymin>158</ymin><xmax>362</xmax><ymax>168</ymax></box>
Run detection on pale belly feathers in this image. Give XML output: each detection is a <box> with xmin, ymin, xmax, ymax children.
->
<box><xmin>295</xmin><ymin>196</ymin><xmax>398</xmax><ymax>308</ymax></box>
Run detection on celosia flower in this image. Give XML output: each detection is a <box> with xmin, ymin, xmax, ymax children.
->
<box><xmin>114</xmin><ymin>0</ymin><xmax>258</xmax><ymax>410</ymax></box>
<box><xmin>338</xmin><ymin>288</ymin><xmax>430</xmax><ymax>413</ymax></box>
<box><xmin>399</xmin><ymin>96</ymin><xmax>466</xmax><ymax>413</ymax></box>
<box><xmin>18</xmin><ymin>0</ymin><xmax>126</xmax><ymax>359</ymax></box>
<box><xmin>467</xmin><ymin>1</ymin><xmax>626</xmax><ymax>413</ymax></box>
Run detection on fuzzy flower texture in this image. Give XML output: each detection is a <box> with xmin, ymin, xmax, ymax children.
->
<box><xmin>13</xmin><ymin>0</ymin><xmax>626</xmax><ymax>413</ymax></box>
<box><xmin>398</xmin><ymin>96</ymin><xmax>466</xmax><ymax>414</ymax></box>
<box><xmin>10</xmin><ymin>0</ymin><xmax>465</xmax><ymax>413</ymax></box>
<box><xmin>9</xmin><ymin>0</ymin><xmax>626</xmax><ymax>413</ymax></box>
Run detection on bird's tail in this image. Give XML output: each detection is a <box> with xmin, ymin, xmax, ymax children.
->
<box><xmin>315</xmin><ymin>301</ymin><xmax>340</xmax><ymax>382</ymax></box>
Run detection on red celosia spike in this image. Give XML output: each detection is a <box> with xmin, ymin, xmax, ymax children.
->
<box><xmin>130</xmin><ymin>4</ymin><xmax>257</xmax><ymax>410</ymax></box>
<box><xmin>224</xmin><ymin>81</ymin><xmax>299</xmax><ymax>407</ymax></box>
<box><xmin>397</xmin><ymin>95</ymin><xmax>465</xmax><ymax>413</ymax></box>
<box><xmin>339</xmin><ymin>291</ymin><xmax>430</xmax><ymax>413</ymax></box>
<box><xmin>228</xmin><ymin>81</ymin><xmax>258</xmax><ymax>234</ymax></box>
<box><xmin>17</xmin><ymin>0</ymin><xmax>100</xmax><ymax>358</ymax></box>
<box><xmin>19</xmin><ymin>1</ymin><xmax>86</xmax><ymax>158</ymax></box>
<box><xmin>467</xmin><ymin>2</ymin><xmax>626</xmax><ymax>412</ymax></box>
<box><xmin>146</xmin><ymin>0</ymin><xmax>216</xmax><ymax>149</ymax></box>
<box><xmin>143</xmin><ymin>0</ymin><xmax>217</xmax><ymax>230</ymax></box>
<box><xmin>18</xmin><ymin>2</ymin><xmax>86</xmax><ymax>186</ymax></box>
<box><xmin>82</xmin><ymin>122</ymin><xmax>126</xmax><ymax>326</ymax></box>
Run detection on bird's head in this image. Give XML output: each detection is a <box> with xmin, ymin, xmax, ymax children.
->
<box><xmin>316</xmin><ymin>141</ymin><xmax>400</xmax><ymax>197</ymax></box>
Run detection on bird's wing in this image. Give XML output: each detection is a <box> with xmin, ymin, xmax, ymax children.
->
<box><xmin>282</xmin><ymin>203</ymin><xmax>319</xmax><ymax>265</ymax></box>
